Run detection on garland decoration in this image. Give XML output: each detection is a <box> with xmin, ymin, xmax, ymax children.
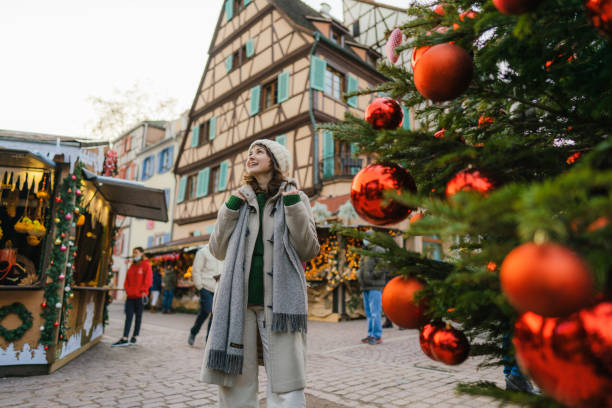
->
<box><xmin>0</xmin><ymin>302</ymin><xmax>33</xmax><ymax>342</ymax></box>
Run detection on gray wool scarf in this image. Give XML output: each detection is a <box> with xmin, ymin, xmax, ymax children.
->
<box><xmin>206</xmin><ymin>195</ymin><xmax>308</xmax><ymax>375</ymax></box>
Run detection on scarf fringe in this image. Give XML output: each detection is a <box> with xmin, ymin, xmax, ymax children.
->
<box><xmin>206</xmin><ymin>349</ymin><xmax>244</xmax><ymax>375</ymax></box>
<box><xmin>272</xmin><ymin>313</ymin><xmax>308</xmax><ymax>333</ymax></box>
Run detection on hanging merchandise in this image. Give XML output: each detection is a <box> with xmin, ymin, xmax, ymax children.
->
<box><xmin>364</xmin><ymin>97</ymin><xmax>404</xmax><ymax>130</ymax></box>
<box><xmin>381</xmin><ymin>276</ymin><xmax>426</xmax><ymax>329</ymax></box>
<box><xmin>385</xmin><ymin>28</ymin><xmax>403</xmax><ymax>64</ymax></box>
<box><xmin>445</xmin><ymin>169</ymin><xmax>494</xmax><ymax>196</ymax></box>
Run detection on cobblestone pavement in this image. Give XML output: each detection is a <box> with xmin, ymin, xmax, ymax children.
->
<box><xmin>0</xmin><ymin>302</ymin><xmax>509</xmax><ymax>407</ymax></box>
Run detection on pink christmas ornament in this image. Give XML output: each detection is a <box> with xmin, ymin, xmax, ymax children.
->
<box><xmin>385</xmin><ymin>28</ymin><xmax>403</xmax><ymax>64</ymax></box>
<box><xmin>75</xmin><ymin>189</ymin><xmax>82</xmax><ymax>196</ymax></box>
<box><xmin>72</xmin><ymin>175</ymin><xmax>76</xmax><ymax>180</ymax></box>
<box><xmin>58</xmin><ymin>274</ymin><xmax>65</xmax><ymax>280</ymax></box>
<box><xmin>60</xmin><ymin>245</ymin><xmax>67</xmax><ymax>252</ymax></box>
<box><xmin>65</xmin><ymin>213</ymin><xmax>72</xmax><ymax>221</ymax></box>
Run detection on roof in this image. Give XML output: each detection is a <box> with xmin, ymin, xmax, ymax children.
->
<box><xmin>313</xmin><ymin>194</ymin><xmax>351</xmax><ymax>214</ymax></box>
<box><xmin>112</xmin><ymin>120</ymin><xmax>169</xmax><ymax>144</ymax></box>
<box><xmin>0</xmin><ymin>149</ymin><xmax>56</xmax><ymax>170</ymax></box>
<box><xmin>144</xmin><ymin>235</ymin><xmax>208</xmax><ymax>255</ymax></box>
<box><xmin>0</xmin><ymin>129</ymin><xmax>105</xmax><ymax>146</ymax></box>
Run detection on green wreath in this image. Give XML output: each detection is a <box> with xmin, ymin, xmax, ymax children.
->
<box><xmin>0</xmin><ymin>302</ymin><xmax>33</xmax><ymax>342</ymax></box>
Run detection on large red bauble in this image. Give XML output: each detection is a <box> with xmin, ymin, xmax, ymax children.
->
<box><xmin>419</xmin><ymin>323</ymin><xmax>442</xmax><ymax>359</ymax></box>
<box><xmin>445</xmin><ymin>169</ymin><xmax>493</xmax><ymax>196</ymax></box>
<box><xmin>513</xmin><ymin>305</ymin><xmax>612</xmax><ymax>408</ymax></box>
<box><xmin>413</xmin><ymin>43</ymin><xmax>473</xmax><ymax>102</ymax></box>
<box><xmin>382</xmin><ymin>276</ymin><xmax>426</xmax><ymax>329</ymax></box>
<box><xmin>500</xmin><ymin>243</ymin><xmax>595</xmax><ymax>317</ymax></box>
<box><xmin>411</xmin><ymin>46</ymin><xmax>432</xmax><ymax>70</ymax></box>
<box><xmin>430</xmin><ymin>325</ymin><xmax>470</xmax><ymax>365</ymax></box>
<box><xmin>585</xmin><ymin>0</ymin><xmax>612</xmax><ymax>39</ymax></box>
<box><xmin>364</xmin><ymin>97</ymin><xmax>404</xmax><ymax>130</ymax></box>
<box><xmin>350</xmin><ymin>163</ymin><xmax>417</xmax><ymax>225</ymax></box>
<box><xmin>492</xmin><ymin>0</ymin><xmax>542</xmax><ymax>15</ymax></box>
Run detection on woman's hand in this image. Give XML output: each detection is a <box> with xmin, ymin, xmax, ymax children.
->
<box><xmin>282</xmin><ymin>189</ymin><xmax>298</xmax><ymax>196</ymax></box>
<box><xmin>233</xmin><ymin>190</ymin><xmax>246</xmax><ymax>201</ymax></box>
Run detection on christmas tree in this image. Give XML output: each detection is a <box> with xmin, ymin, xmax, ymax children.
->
<box><xmin>325</xmin><ymin>0</ymin><xmax>612</xmax><ymax>406</ymax></box>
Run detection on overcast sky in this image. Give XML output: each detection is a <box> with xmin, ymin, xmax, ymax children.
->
<box><xmin>0</xmin><ymin>0</ymin><xmax>410</xmax><ymax>138</ymax></box>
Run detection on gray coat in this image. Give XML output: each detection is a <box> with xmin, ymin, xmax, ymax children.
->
<box><xmin>357</xmin><ymin>252</ymin><xmax>387</xmax><ymax>291</ymax></box>
<box><xmin>202</xmin><ymin>180</ymin><xmax>320</xmax><ymax>393</ymax></box>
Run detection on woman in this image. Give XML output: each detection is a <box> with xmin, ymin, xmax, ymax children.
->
<box><xmin>201</xmin><ymin>139</ymin><xmax>320</xmax><ymax>408</ymax></box>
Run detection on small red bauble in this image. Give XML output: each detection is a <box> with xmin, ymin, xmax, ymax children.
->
<box><xmin>67</xmin><ymin>188</ymin><xmax>72</xmax><ymax>193</ymax></box>
<box><xmin>44</xmin><ymin>345</ymin><xmax>49</xmax><ymax>350</ymax></box>
<box><xmin>500</xmin><ymin>243</ymin><xmax>595</xmax><ymax>317</ymax></box>
<box><xmin>478</xmin><ymin>116</ymin><xmax>494</xmax><ymax>128</ymax></box>
<box><xmin>71</xmin><ymin>175</ymin><xmax>76</xmax><ymax>180</ymax></box>
<box><xmin>413</xmin><ymin>43</ymin><xmax>473</xmax><ymax>102</ymax></box>
<box><xmin>364</xmin><ymin>97</ymin><xmax>404</xmax><ymax>130</ymax></box>
<box><xmin>53</xmin><ymin>321</ymin><xmax>59</xmax><ymax>327</ymax></box>
<box><xmin>382</xmin><ymin>276</ymin><xmax>426</xmax><ymax>329</ymax></box>
<box><xmin>55</xmin><ymin>197</ymin><xmax>62</xmax><ymax>203</ymax></box>
<box><xmin>492</xmin><ymin>0</ymin><xmax>542</xmax><ymax>15</ymax></box>
<box><xmin>419</xmin><ymin>323</ymin><xmax>442</xmax><ymax>359</ymax></box>
<box><xmin>585</xmin><ymin>0</ymin><xmax>612</xmax><ymax>38</ymax></box>
<box><xmin>350</xmin><ymin>163</ymin><xmax>417</xmax><ymax>225</ymax></box>
<box><xmin>41</xmin><ymin>302</ymin><xmax>47</xmax><ymax>308</ymax></box>
<box><xmin>430</xmin><ymin>325</ymin><xmax>470</xmax><ymax>365</ymax></box>
<box><xmin>385</xmin><ymin>28</ymin><xmax>403</xmax><ymax>64</ymax></box>
<box><xmin>445</xmin><ymin>169</ymin><xmax>494</xmax><ymax>196</ymax></box>
<box><xmin>433</xmin><ymin>128</ymin><xmax>445</xmax><ymax>139</ymax></box>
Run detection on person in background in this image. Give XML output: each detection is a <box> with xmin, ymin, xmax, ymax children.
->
<box><xmin>112</xmin><ymin>247</ymin><xmax>152</xmax><ymax>347</ymax></box>
<box><xmin>161</xmin><ymin>263</ymin><xmax>177</xmax><ymax>314</ymax></box>
<box><xmin>357</xmin><ymin>238</ymin><xmax>387</xmax><ymax>345</ymax></box>
<box><xmin>149</xmin><ymin>265</ymin><xmax>162</xmax><ymax>313</ymax></box>
<box><xmin>188</xmin><ymin>243</ymin><xmax>223</xmax><ymax>346</ymax></box>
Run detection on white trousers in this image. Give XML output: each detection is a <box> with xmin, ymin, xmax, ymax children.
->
<box><xmin>218</xmin><ymin>307</ymin><xmax>306</xmax><ymax>408</ymax></box>
<box><xmin>150</xmin><ymin>290</ymin><xmax>160</xmax><ymax>307</ymax></box>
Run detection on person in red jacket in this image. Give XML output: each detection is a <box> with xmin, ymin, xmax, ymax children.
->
<box><xmin>112</xmin><ymin>247</ymin><xmax>152</xmax><ymax>347</ymax></box>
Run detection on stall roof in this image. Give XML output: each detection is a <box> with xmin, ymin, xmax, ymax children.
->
<box><xmin>81</xmin><ymin>169</ymin><xmax>168</xmax><ymax>222</ymax></box>
<box><xmin>0</xmin><ymin>149</ymin><xmax>56</xmax><ymax>170</ymax></box>
<box><xmin>144</xmin><ymin>235</ymin><xmax>208</xmax><ymax>255</ymax></box>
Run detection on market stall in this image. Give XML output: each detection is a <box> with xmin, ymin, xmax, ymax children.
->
<box><xmin>0</xmin><ymin>150</ymin><xmax>167</xmax><ymax>376</ymax></box>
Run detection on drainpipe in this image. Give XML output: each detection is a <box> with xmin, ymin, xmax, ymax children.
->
<box><xmin>309</xmin><ymin>32</ymin><xmax>322</xmax><ymax>190</ymax></box>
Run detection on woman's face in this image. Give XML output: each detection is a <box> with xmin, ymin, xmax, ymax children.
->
<box><xmin>246</xmin><ymin>144</ymin><xmax>272</xmax><ymax>176</ymax></box>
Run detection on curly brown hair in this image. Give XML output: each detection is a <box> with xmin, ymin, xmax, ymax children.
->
<box><xmin>243</xmin><ymin>143</ymin><xmax>287</xmax><ymax>194</ymax></box>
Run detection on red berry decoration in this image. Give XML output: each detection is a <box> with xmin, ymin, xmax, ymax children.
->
<box><xmin>430</xmin><ymin>324</ymin><xmax>470</xmax><ymax>365</ymax></box>
<box><xmin>382</xmin><ymin>276</ymin><xmax>426</xmax><ymax>329</ymax></box>
<box><xmin>513</xmin><ymin>304</ymin><xmax>612</xmax><ymax>407</ymax></box>
<box><xmin>492</xmin><ymin>0</ymin><xmax>542</xmax><ymax>15</ymax></box>
<box><xmin>413</xmin><ymin>43</ymin><xmax>473</xmax><ymax>102</ymax></box>
<box><xmin>419</xmin><ymin>322</ymin><xmax>443</xmax><ymax>359</ymax></box>
<box><xmin>501</xmin><ymin>243</ymin><xmax>595</xmax><ymax>317</ymax></box>
<box><xmin>585</xmin><ymin>0</ymin><xmax>612</xmax><ymax>39</ymax></box>
<box><xmin>350</xmin><ymin>163</ymin><xmax>417</xmax><ymax>225</ymax></box>
<box><xmin>477</xmin><ymin>115</ymin><xmax>494</xmax><ymax>128</ymax></box>
<box><xmin>364</xmin><ymin>97</ymin><xmax>404</xmax><ymax>130</ymax></box>
<box><xmin>385</xmin><ymin>28</ymin><xmax>403</xmax><ymax>64</ymax></box>
<box><xmin>445</xmin><ymin>169</ymin><xmax>494</xmax><ymax>196</ymax></box>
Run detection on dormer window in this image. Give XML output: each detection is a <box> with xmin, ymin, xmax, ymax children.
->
<box><xmin>330</xmin><ymin>28</ymin><xmax>344</xmax><ymax>47</ymax></box>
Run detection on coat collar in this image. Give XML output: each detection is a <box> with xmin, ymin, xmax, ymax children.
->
<box><xmin>238</xmin><ymin>178</ymin><xmax>298</xmax><ymax>208</ymax></box>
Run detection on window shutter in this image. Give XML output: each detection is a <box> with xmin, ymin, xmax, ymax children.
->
<box><xmin>163</xmin><ymin>233</ymin><xmax>171</xmax><ymax>244</ymax></box>
<box><xmin>218</xmin><ymin>160</ymin><xmax>229</xmax><ymax>191</ymax></box>
<box><xmin>157</xmin><ymin>150</ymin><xmax>164</xmax><ymax>173</ymax></box>
<box><xmin>310</xmin><ymin>56</ymin><xmax>327</xmax><ymax>91</ymax></box>
<box><xmin>347</xmin><ymin>74</ymin><xmax>358</xmax><ymax>107</ymax></box>
<box><xmin>209</xmin><ymin>117</ymin><xmax>216</xmax><ymax>140</ymax></box>
<box><xmin>250</xmin><ymin>85</ymin><xmax>261</xmax><ymax>116</ymax></box>
<box><xmin>150</xmin><ymin>155</ymin><xmax>155</xmax><ymax>176</ymax></box>
<box><xmin>167</xmin><ymin>146</ymin><xmax>174</xmax><ymax>169</ymax></box>
<box><xmin>177</xmin><ymin>177</ymin><xmax>187</xmax><ymax>203</ymax></box>
<box><xmin>275</xmin><ymin>134</ymin><xmax>286</xmax><ymax>146</ymax></box>
<box><xmin>225</xmin><ymin>54</ymin><xmax>233</xmax><ymax>72</ymax></box>
<box><xmin>244</xmin><ymin>0</ymin><xmax>251</xmax><ymax>5</ymax></box>
<box><xmin>196</xmin><ymin>168</ymin><xmax>210</xmax><ymax>198</ymax></box>
<box><xmin>401</xmin><ymin>105</ymin><xmax>410</xmax><ymax>129</ymax></box>
<box><xmin>147</xmin><ymin>236</ymin><xmax>154</xmax><ymax>248</ymax></box>
<box><xmin>191</xmin><ymin>125</ymin><xmax>200</xmax><ymax>147</ymax></box>
<box><xmin>350</xmin><ymin>143</ymin><xmax>360</xmax><ymax>175</ymax></box>
<box><xmin>141</xmin><ymin>158</ymin><xmax>147</xmax><ymax>180</ymax></box>
<box><xmin>277</xmin><ymin>71</ymin><xmax>290</xmax><ymax>103</ymax></box>
<box><xmin>245</xmin><ymin>38</ymin><xmax>254</xmax><ymax>58</ymax></box>
<box><xmin>322</xmin><ymin>130</ymin><xmax>334</xmax><ymax>178</ymax></box>
<box><xmin>225</xmin><ymin>0</ymin><xmax>233</xmax><ymax>21</ymax></box>
<box><xmin>164</xmin><ymin>188</ymin><xmax>170</xmax><ymax>207</ymax></box>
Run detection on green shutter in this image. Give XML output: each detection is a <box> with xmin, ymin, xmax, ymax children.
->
<box><xmin>209</xmin><ymin>116</ymin><xmax>216</xmax><ymax>140</ymax></box>
<box><xmin>310</xmin><ymin>55</ymin><xmax>327</xmax><ymax>91</ymax></box>
<box><xmin>225</xmin><ymin>55</ymin><xmax>233</xmax><ymax>72</ymax></box>
<box><xmin>244</xmin><ymin>0</ymin><xmax>251</xmax><ymax>5</ymax></box>
<box><xmin>401</xmin><ymin>105</ymin><xmax>410</xmax><ymax>129</ymax></box>
<box><xmin>250</xmin><ymin>85</ymin><xmax>261</xmax><ymax>116</ymax></box>
<box><xmin>347</xmin><ymin>74</ymin><xmax>358</xmax><ymax>107</ymax></box>
<box><xmin>245</xmin><ymin>38</ymin><xmax>254</xmax><ymax>58</ymax></box>
<box><xmin>275</xmin><ymin>134</ymin><xmax>286</xmax><ymax>146</ymax></box>
<box><xmin>322</xmin><ymin>130</ymin><xmax>334</xmax><ymax>178</ymax></box>
<box><xmin>225</xmin><ymin>0</ymin><xmax>233</xmax><ymax>21</ymax></box>
<box><xmin>277</xmin><ymin>71</ymin><xmax>290</xmax><ymax>103</ymax></box>
<box><xmin>218</xmin><ymin>160</ymin><xmax>229</xmax><ymax>191</ymax></box>
<box><xmin>191</xmin><ymin>125</ymin><xmax>200</xmax><ymax>147</ymax></box>
<box><xmin>196</xmin><ymin>168</ymin><xmax>210</xmax><ymax>198</ymax></box>
<box><xmin>177</xmin><ymin>177</ymin><xmax>187</xmax><ymax>203</ymax></box>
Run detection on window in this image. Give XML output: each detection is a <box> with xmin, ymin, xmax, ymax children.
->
<box><xmin>352</xmin><ymin>21</ymin><xmax>360</xmax><ymax>37</ymax></box>
<box><xmin>158</xmin><ymin>147</ymin><xmax>174</xmax><ymax>173</ymax></box>
<box><xmin>325</xmin><ymin>66</ymin><xmax>345</xmax><ymax>99</ymax></box>
<box><xmin>186</xmin><ymin>174</ymin><xmax>198</xmax><ymax>201</ymax></box>
<box><xmin>198</xmin><ymin>122</ymin><xmax>210</xmax><ymax>147</ymax></box>
<box><xmin>233</xmin><ymin>0</ymin><xmax>242</xmax><ymax>13</ymax></box>
<box><xmin>330</xmin><ymin>28</ymin><xmax>344</xmax><ymax>47</ymax></box>
<box><xmin>141</xmin><ymin>156</ymin><xmax>154</xmax><ymax>180</ymax></box>
<box><xmin>423</xmin><ymin>235</ymin><xmax>443</xmax><ymax>261</ymax></box>
<box><xmin>210</xmin><ymin>166</ymin><xmax>220</xmax><ymax>193</ymax></box>
<box><xmin>229</xmin><ymin>41</ymin><xmax>253</xmax><ymax>73</ymax></box>
<box><xmin>262</xmin><ymin>79</ymin><xmax>278</xmax><ymax>110</ymax></box>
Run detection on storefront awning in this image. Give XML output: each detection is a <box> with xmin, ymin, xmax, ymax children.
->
<box><xmin>81</xmin><ymin>169</ymin><xmax>168</xmax><ymax>222</ymax></box>
<box><xmin>0</xmin><ymin>149</ymin><xmax>56</xmax><ymax>170</ymax></box>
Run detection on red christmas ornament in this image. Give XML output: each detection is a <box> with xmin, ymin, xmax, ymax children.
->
<box><xmin>477</xmin><ymin>116</ymin><xmax>494</xmax><ymax>128</ymax></box>
<box><xmin>500</xmin><ymin>243</ymin><xmax>595</xmax><ymax>317</ymax></box>
<box><xmin>513</xmin><ymin>305</ymin><xmax>612</xmax><ymax>407</ymax></box>
<box><xmin>566</xmin><ymin>152</ymin><xmax>582</xmax><ymax>164</ymax></box>
<box><xmin>364</xmin><ymin>97</ymin><xmax>404</xmax><ymax>130</ymax></box>
<box><xmin>53</xmin><ymin>321</ymin><xmax>59</xmax><ymax>327</ymax></box>
<box><xmin>382</xmin><ymin>276</ymin><xmax>426</xmax><ymax>329</ymax></box>
<box><xmin>411</xmin><ymin>46</ymin><xmax>432</xmax><ymax>70</ymax></box>
<box><xmin>445</xmin><ymin>169</ymin><xmax>494</xmax><ymax>196</ymax></box>
<box><xmin>413</xmin><ymin>43</ymin><xmax>473</xmax><ymax>102</ymax></box>
<box><xmin>350</xmin><ymin>163</ymin><xmax>417</xmax><ymax>225</ymax></box>
<box><xmin>588</xmin><ymin>216</ymin><xmax>609</xmax><ymax>232</ymax></box>
<box><xmin>486</xmin><ymin>262</ymin><xmax>497</xmax><ymax>272</ymax></box>
<box><xmin>433</xmin><ymin>5</ymin><xmax>445</xmax><ymax>14</ymax></box>
<box><xmin>44</xmin><ymin>346</ymin><xmax>48</xmax><ymax>350</ymax></box>
<box><xmin>430</xmin><ymin>324</ymin><xmax>470</xmax><ymax>365</ymax></box>
<box><xmin>585</xmin><ymin>0</ymin><xmax>612</xmax><ymax>38</ymax></box>
<box><xmin>409</xmin><ymin>212</ymin><xmax>423</xmax><ymax>224</ymax></box>
<box><xmin>492</xmin><ymin>0</ymin><xmax>542</xmax><ymax>15</ymax></box>
<box><xmin>41</xmin><ymin>302</ymin><xmax>47</xmax><ymax>308</ymax></box>
<box><xmin>71</xmin><ymin>175</ymin><xmax>76</xmax><ymax>180</ymax></box>
<box><xmin>55</xmin><ymin>197</ymin><xmax>62</xmax><ymax>203</ymax></box>
<box><xmin>67</xmin><ymin>188</ymin><xmax>72</xmax><ymax>193</ymax></box>
<box><xmin>433</xmin><ymin>128</ymin><xmax>445</xmax><ymax>139</ymax></box>
<box><xmin>419</xmin><ymin>322</ymin><xmax>442</xmax><ymax>359</ymax></box>
<box><xmin>385</xmin><ymin>28</ymin><xmax>403</xmax><ymax>64</ymax></box>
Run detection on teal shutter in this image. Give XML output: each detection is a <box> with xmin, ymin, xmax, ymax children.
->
<box><xmin>277</xmin><ymin>71</ymin><xmax>290</xmax><ymax>103</ymax></box>
<box><xmin>275</xmin><ymin>134</ymin><xmax>286</xmax><ymax>146</ymax></box>
<box><xmin>225</xmin><ymin>0</ymin><xmax>233</xmax><ymax>21</ymax></box>
<box><xmin>310</xmin><ymin>56</ymin><xmax>327</xmax><ymax>91</ymax></box>
<box><xmin>225</xmin><ymin>55</ymin><xmax>233</xmax><ymax>72</ymax></box>
<box><xmin>401</xmin><ymin>105</ymin><xmax>410</xmax><ymax>129</ymax></box>
<box><xmin>191</xmin><ymin>125</ymin><xmax>200</xmax><ymax>147</ymax></box>
<box><xmin>322</xmin><ymin>130</ymin><xmax>334</xmax><ymax>178</ymax></box>
<box><xmin>244</xmin><ymin>0</ymin><xmax>251</xmax><ymax>5</ymax></box>
<box><xmin>196</xmin><ymin>168</ymin><xmax>210</xmax><ymax>198</ymax></box>
<box><xmin>218</xmin><ymin>161</ymin><xmax>229</xmax><ymax>191</ymax></box>
<box><xmin>250</xmin><ymin>85</ymin><xmax>261</xmax><ymax>116</ymax></box>
<box><xmin>245</xmin><ymin>38</ymin><xmax>254</xmax><ymax>58</ymax></box>
<box><xmin>209</xmin><ymin>116</ymin><xmax>216</xmax><ymax>140</ymax></box>
<box><xmin>177</xmin><ymin>177</ymin><xmax>187</xmax><ymax>203</ymax></box>
<box><xmin>347</xmin><ymin>74</ymin><xmax>358</xmax><ymax>107</ymax></box>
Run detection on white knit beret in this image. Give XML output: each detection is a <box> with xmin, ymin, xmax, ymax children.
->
<box><xmin>248</xmin><ymin>139</ymin><xmax>291</xmax><ymax>175</ymax></box>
